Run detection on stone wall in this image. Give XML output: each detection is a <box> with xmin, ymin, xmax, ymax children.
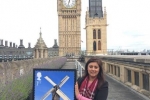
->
<box><xmin>0</xmin><ymin>57</ymin><xmax>67</xmax><ymax>100</ymax></box>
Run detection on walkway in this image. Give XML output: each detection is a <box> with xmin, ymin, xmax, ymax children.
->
<box><xmin>61</xmin><ymin>62</ymin><xmax>149</xmax><ymax>100</ymax></box>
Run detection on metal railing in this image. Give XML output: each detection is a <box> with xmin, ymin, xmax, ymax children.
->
<box><xmin>75</xmin><ymin>60</ymin><xmax>85</xmax><ymax>78</ymax></box>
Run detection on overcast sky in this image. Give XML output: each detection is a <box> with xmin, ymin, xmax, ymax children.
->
<box><xmin>0</xmin><ymin>0</ymin><xmax>150</xmax><ymax>52</ymax></box>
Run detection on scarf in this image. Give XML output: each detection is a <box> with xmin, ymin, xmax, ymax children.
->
<box><xmin>79</xmin><ymin>76</ymin><xmax>98</xmax><ymax>99</ymax></box>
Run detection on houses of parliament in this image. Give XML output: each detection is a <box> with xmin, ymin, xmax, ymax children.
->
<box><xmin>0</xmin><ymin>0</ymin><xmax>107</xmax><ymax>62</ymax></box>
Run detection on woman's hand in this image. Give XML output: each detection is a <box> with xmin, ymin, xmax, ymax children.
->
<box><xmin>75</xmin><ymin>82</ymin><xmax>80</xmax><ymax>97</ymax></box>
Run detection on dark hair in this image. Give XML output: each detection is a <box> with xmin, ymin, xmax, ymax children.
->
<box><xmin>83</xmin><ymin>57</ymin><xmax>105</xmax><ymax>88</ymax></box>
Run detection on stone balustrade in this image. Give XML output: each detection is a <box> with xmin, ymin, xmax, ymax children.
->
<box><xmin>84</xmin><ymin>55</ymin><xmax>150</xmax><ymax>98</ymax></box>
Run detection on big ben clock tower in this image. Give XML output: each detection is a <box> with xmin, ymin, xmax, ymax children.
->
<box><xmin>57</xmin><ymin>0</ymin><xmax>81</xmax><ymax>56</ymax></box>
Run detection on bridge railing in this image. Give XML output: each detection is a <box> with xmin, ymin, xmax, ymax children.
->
<box><xmin>75</xmin><ymin>60</ymin><xmax>85</xmax><ymax>78</ymax></box>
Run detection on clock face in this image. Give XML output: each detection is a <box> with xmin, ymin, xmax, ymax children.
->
<box><xmin>63</xmin><ymin>0</ymin><xmax>76</xmax><ymax>8</ymax></box>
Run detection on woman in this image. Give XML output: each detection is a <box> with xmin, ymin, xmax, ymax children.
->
<box><xmin>75</xmin><ymin>57</ymin><xmax>108</xmax><ymax>100</ymax></box>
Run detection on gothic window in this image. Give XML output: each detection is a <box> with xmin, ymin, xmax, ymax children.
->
<box><xmin>93</xmin><ymin>41</ymin><xmax>96</xmax><ymax>51</ymax></box>
<box><xmin>98</xmin><ymin>29</ymin><xmax>101</xmax><ymax>39</ymax></box>
<box><xmin>93</xmin><ymin>29</ymin><xmax>96</xmax><ymax>39</ymax></box>
<box><xmin>98</xmin><ymin>41</ymin><xmax>101</xmax><ymax>50</ymax></box>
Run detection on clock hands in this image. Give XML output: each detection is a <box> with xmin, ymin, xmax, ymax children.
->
<box><xmin>64</xmin><ymin>0</ymin><xmax>75</xmax><ymax>8</ymax></box>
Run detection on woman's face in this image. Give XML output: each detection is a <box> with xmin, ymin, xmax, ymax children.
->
<box><xmin>87</xmin><ymin>62</ymin><xmax>100</xmax><ymax>78</ymax></box>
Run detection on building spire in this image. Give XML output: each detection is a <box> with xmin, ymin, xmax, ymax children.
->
<box><xmin>104</xmin><ymin>7</ymin><xmax>107</xmax><ymax>14</ymax></box>
<box><xmin>40</xmin><ymin>27</ymin><xmax>42</xmax><ymax>37</ymax></box>
<box><xmin>103</xmin><ymin>7</ymin><xmax>107</xmax><ymax>18</ymax></box>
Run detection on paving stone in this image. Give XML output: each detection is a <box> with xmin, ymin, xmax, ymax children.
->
<box><xmin>106</xmin><ymin>75</ymin><xmax>148</xmax><ymax>100</ymax></box>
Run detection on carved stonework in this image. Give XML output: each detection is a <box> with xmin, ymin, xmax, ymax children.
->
<box><xmin>85</xmin><ymin>5</ymin><xmax>108</xmax><ymax>55</ymax></box>
<box><xmin>57</xmin><ymin>0</ymin><xmax>81</xmax><ymax>56</ymax></box>
<box><xmin>34</xmin><ymin>28</ymin><xmax>48</xmax><ymax>58</ymax></box>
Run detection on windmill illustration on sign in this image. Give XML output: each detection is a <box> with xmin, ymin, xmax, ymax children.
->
<box><xmin>41</xmin><ymin>75</ymin><xmax>70</xmax><ymax>100</ymax></box>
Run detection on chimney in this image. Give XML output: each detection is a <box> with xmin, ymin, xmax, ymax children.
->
<box><xmin>20</xmin><ymin>39</ymin><xmax>23</xmax><ymax>45</ymax></box>
<box><xmin>16</xmin><ymin>45</ymin><xmax>18</xmax><ymax>48</ymax></box>
<box><xmin>5</xmin><ymin>41</ymin><xmax>8</xmax><ymax>47</ymax></box>
<box><xmin>53</xmin><ymin>39</ymin><xmax>58</xmax><ymax>48</ymax></box>
<box><xmin>2</xmin><ymin>40</ymin><xmax>3</xmax><ymax>46</ymax></box>
<box><xmin>10</xmin><ymin>42</ymin><xmax>12</xmax><ymax>47</ymax></box>
<box><xmin>13</xmin><ymin>43</ymin><xmax>15</xmax><ymax>48</ymax></box>
<box><xmin>18</xmin><ymin>39</ymin><xmax>25</xmax><ymax>48</ymax></box>
<box><xmin>54</xmin><ymin>39</ymin><xmax>57</xmax><ymax>45</ymax></box>
<box><xmin>0</xmin><ymin>39</ymin><xmax>5</xmax><ymax>48</ymax></box>
<box><xmin>28</xmin><ymin>43</ymin><xmax>31</xmax><ymax>48</ymax></box>
<box><xmin>0</xmin><ymin>39</ymin><xmax>4</xmax><ymax>46</ymax></box>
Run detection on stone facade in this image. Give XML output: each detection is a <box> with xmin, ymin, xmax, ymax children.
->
<box><xmin>0</xmin><ymin>39</ymin><xmax>33</xmax><ymax>62</ymax></box>
<box><xmin>0</xmin><ymin>30</ymin><xmax>59</xmax><ymax>62</ymax></box>
<box><xmin>85</xmin><ymin>6</ymin><xmax>107</xmax><ymax>55</ymax></box>
<box><xmin>57</xmin><ymin>0</ymin><xmax>81</xmax><ymax>56</ymax></box>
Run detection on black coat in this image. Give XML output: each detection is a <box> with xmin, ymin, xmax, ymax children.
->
<box><xmin>75</xmin><ymin>77</ymin><xmax>108</xmax><ymax>100</ymax></box>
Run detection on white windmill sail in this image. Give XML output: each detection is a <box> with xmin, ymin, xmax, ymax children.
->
<box><xmin>59</xmin><ymin>76</ymin><xmax>69</xmax><ymax>87</ymax></box>
<box><xmin>45</xmin><ymin>76</ymin><xmax>56</xmax><ymax>86</ymax></box>
<box><xmin>42</xmin><ymin>75</ymin><xmax>70</xmax><ymax>100</ymax></box>
<box><xmin>41</xmin><ymin>88</ymin><xmax>55</xmax><ymax>100</ymax></box>
<box><xmin>56</xmin><ymin>89</ymin><xmax>70</xmax><ymax>100</ymax></box>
